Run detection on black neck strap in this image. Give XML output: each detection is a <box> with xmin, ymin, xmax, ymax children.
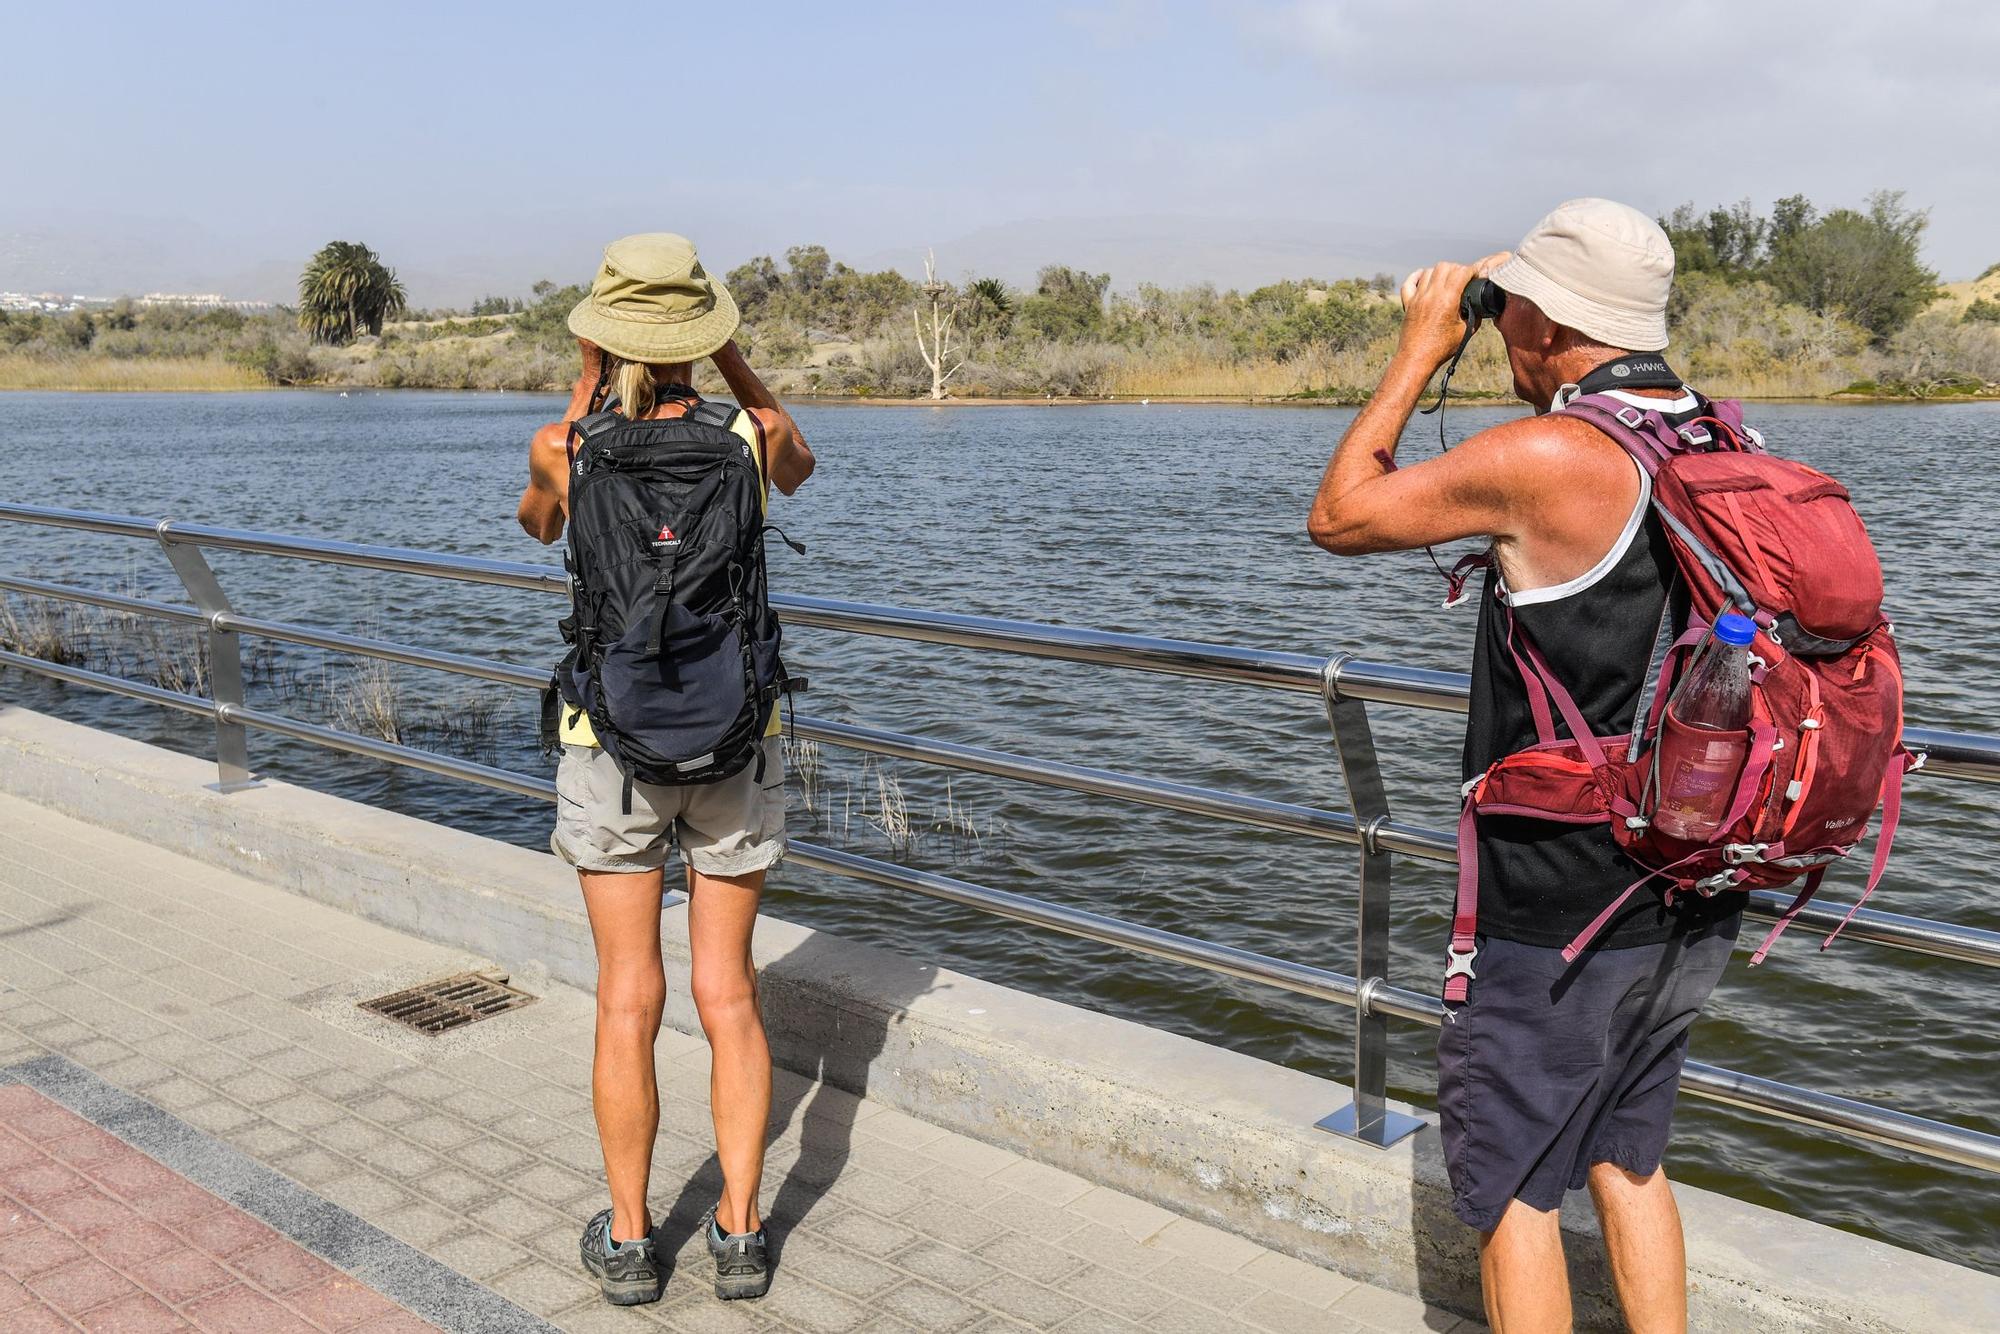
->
<box><xmin>1575</xmin><ymin>354</ymin><xmax>1684</xmax><ymax>396</ymax></box>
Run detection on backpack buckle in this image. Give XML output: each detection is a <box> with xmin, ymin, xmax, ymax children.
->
<box><xmin>1677</xmin><ymin>424</ymin><xmax>1714</xmax><ymax>448</ymax></box>
<box><xmin>1695</xmin><ymin>868</ymin><xmax>1746</xmax><ymax>895</ymax></box>
<box><xmin>1444</xmin><ymin>944</ymin><xmax>1477</xmax><ymax>982</ymax></box>
<box><xmin>1614</xmin><ymin>405</ymin><xmax>1647</xmax><ymax>430</ymax></box>
<box><xmin>1723</xmin><ymin>842</ymin><xmax>1769</xmax><ymax>865</ymax></box>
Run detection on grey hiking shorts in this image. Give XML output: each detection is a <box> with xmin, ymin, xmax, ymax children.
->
<box><xmin>1435</xmin><ymin>915</ymin><xmax>1739</xmax><ymax>1232</ymax></box>
<box><xmin>551</xmin><ymin>738</ymin><xmax>787</xmax><ymax>878</ymax></box>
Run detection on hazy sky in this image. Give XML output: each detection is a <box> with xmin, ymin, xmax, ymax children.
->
<box><xmin>4</xmin><ymin>0</ymin><xmax>1994</xmax><ymax>302</ymax></box>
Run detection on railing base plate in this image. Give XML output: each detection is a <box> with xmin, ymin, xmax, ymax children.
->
<box><xmin>204</xmin><ymin>778</ymin><xmax>265</xmax><ymax>794</ymax></box>
<box><xmin>1316</xmin><ymin>1103</ymin><xmax>1425</xmax><ymax>1148</ymax></box>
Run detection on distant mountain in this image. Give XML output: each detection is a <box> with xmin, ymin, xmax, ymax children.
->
<box><xmin>1</xmin><ymin>211</ymin><xmax>1499</xmax><ymax>308</ymax></box>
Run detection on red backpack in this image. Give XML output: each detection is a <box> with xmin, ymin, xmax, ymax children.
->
<box><xmin>1446</xmin><ymin>392</ymin><xmax>1915</xmax><ymax>1003</ymax></box>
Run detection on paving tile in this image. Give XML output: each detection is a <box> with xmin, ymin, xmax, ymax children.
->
<box><xmin>988</xmin><ymin>1161</ymin><xmax>1094</xmax><ymax>1209</ymax></box>
<box><xmin>1057</xmin><ymin>1264</ymin><xmax>1176</xmax><ymax>1321</ymax></box>
<box><xmin>917</xmin><ymin>1135</ymin><xmax>1022</xmax><ymax>1180</ymax></box>
<box><xmin>1237</xmin><ymin>1248</ymin><xmax>1360</xmax><ymax>1307</ymax></box>
<box><xmin>73</xmin><ymin>1289</ymin><xmax>190</xmax><ymax>1332</ymax></box>
<box><xmin>425</xmin><ymin>1231</ymin><xmax>530</xmax><ymax>1282</ymax></box>
<box><xmin>1138</xmin><ymin>1251</ymin><xmax>1263</xmax><ymax>1314</ymax></box>
<box><xmin>4</xmin><ymin>1157</ymin><xmax>89</xmax><ymax>1204</ymax></box>
<box><xmin>316</xmin><ymin>1171</ymin><xmax>411</xmax><ymax>1217</ymax></box>
<box><xmin>750</xmin><ymin>1274</ymin><xmax>871</xmax><ymax>1332</ymax></box>
<box><xmin>228</xmin><ymin>1238</ymin><xmax>335</xmax><ymax>1297</ymax></box>
<box><xmin>1062</xmin><ymin>1188</ymin><xmax>1177</xmax><ymax>1243</ymax></box>
<box><xmin>397</xmin><ymin>1116</ymin><xmax>480</xmax><ymax>1153</ymax></box>
<box><xmin>1051</xmin><ymin>1312</ymin><xmax>1145</xmax><ymax>1334</ymax></box>
<box><xmin>854</xmin><ymin>1108</ymin><xmax>951</xmax><ymax>1151</ymax></box>
<box><xmin>820</xmin><ymin>1210</ymin><xmax>920</xmax><ymax>1258</ymax></box>
<box><xmin>1331</xmin><ymin>1282</ymin><xmax>1468</xmax><ymax>1333</ymax></box>
<box><xmin>123</xmin><ymin>1246</ymin><xmax>236</xmax><ymax>1305</ymax></box>
<box><xmin>466</xmin><ymin>1193</ymin><xmax>570</xmax><ymax>1243</ymax></box>
<box><xmin>908</xmin><ymin>1164</ymin><xmax>1005</xmax><ymax>1211</ymax></box>
<box><xmin>410</xmin><ymin>1166</ymin><xmax>500</xmax><ymax>1212</ymax></box>
<box><xmin>25</xmin><ymin>1255</ymin><xmax>138</xmax><ymax>1315</ymax></box>
<box><xmin>1146</xmin><ymin>1216</ymin><xmax>1270</xmax><ymax>1273</ymax></box>
<box><xmin>981</xmin><ymin>1192</ymin><xmax>1092</xmax><ymax>1243</ymax></box>
<box><xmin>176</xmin><ymin>1208</ymin><xmax>281</xmax><ymax>1261</ymax></box>
<box><xmin>778</xmin><ymin>1238</ymin><xmax>902</xmax><ymax>1299</ymax></box>
<box><xmin>0</xmin><ymin>1224</ymin><xmax>88</xmax><ymax>1278</ymax></box>
<box><xmin>447</xmin><ymin>1138</ymin><xmax>533</xmax><ymax>1177</ymax></box>
<box><xmin>975</xmin><ymin>1233</ymin><xmax>1088</xmax><ymax>1287</ymax></box>
<box><xmin>183</xmin><ymin>1282</ymin><xmax>319</xmax><ymax>1333</ymax></box>
<box><xmin>889</xmin><ymin>1239</ymin><xmax>1004</xmax><ymax>1293</ymax></box>
<box><xmin>970</xmin><ymin>1273</ymin><xmax>1083</xmax><ymax>1329</ymax></box>
<box><xmin>484</xmin><ymin>1259</ymin><xmax>598</xmax><ymax>1318</ymax></box>
<box><xmin>35</xmin><ymin>1187</ymin><xmax>136</xmax><ymax>1243</ymax></box>
<box><xmin>2</xmin><ymin>1296</ymin><xmax>77</xmax><ymax>1332</ymax></box>
<box><xmin>879</xmin><ymin>1277</ymin><xmax>987</xmax><ymax>1331</ymax></box>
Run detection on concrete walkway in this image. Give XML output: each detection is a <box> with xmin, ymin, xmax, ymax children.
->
<box><xmin>0</xmin><ymin>790</ymin><xmax>1479</xmax><ymax>1334</ymax></box>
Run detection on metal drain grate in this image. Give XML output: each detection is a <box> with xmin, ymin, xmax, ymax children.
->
<box><xmin>359</xmin><ymin>972</ymin><xmax>537</xmax><ymax>1034</ymax></box>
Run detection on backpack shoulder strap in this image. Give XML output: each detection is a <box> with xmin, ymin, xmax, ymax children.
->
<box><xmin>565</xmin><ymin>408</ymin><xmax>625</xmax><ymax>466</ymax></box>
<box><xmin>686</xmin><ymin>398</ymin><xmax>739</xmax><ymax>430</ymax></box>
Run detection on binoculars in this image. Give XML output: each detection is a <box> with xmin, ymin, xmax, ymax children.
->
<box><xmin>1460</xmin><ymin>277</ymin><xmax>1506</xmax><ymax>327</ymax></box>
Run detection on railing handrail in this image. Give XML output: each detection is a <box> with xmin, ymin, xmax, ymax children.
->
<box><xmin>4</xmin><ymin>502</ymin><xmax>1993</xmax><ymax>780</ymax></box>
<box><xmin>4</xmin><ymin>503</ymin><xmax>1999</xmax><ymax>1183</ymax></box>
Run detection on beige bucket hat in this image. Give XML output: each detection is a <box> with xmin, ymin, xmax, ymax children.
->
<box><xmin>566</xmin><ymin>233</ymin><xmax>740</xmax><ymax>364</ymax></box>
<box><xmin>1490</xmin><ymin>199</ymin><xmax>1675</xmax><ymax>352</ymax></box>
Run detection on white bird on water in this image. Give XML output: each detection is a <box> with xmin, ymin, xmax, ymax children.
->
<box><xmin>1140</xmin><ymin>398</ymin><xmax>1150</xmax><ymax>405</ymax></box>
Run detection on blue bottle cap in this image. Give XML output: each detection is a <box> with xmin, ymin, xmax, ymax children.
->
<box><xmin>1713</xmin><ymin>612</ymin><xmax>1757</xmax><ymax>646</ymax></box>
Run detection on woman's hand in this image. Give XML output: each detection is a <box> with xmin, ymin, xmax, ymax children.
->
<box><xmin>563</xmin><ymin>337</ymin><xmax>607</xmax><ymax>421</ymax></box>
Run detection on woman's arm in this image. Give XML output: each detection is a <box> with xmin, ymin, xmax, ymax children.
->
<box><xmin>710</xmin><ymin>340</ymin><xmax>814</xmax><ymax>495</ymax></box>
<box><xmin>516</xmin><ymin>422</ymin><xmax>570</xmax><ymax>544</ymax></box>
<box><xmin>516</xmin><ymin>340</ymin><xmax>605</xmax><ymax>542</ymax></box>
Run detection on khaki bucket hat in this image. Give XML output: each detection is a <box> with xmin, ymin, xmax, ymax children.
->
<box><xmin>1490</xmin><ymin>198</ymin><xmax>1675</xmax><ymax>352</ymax></box>
<box><xmin>566</xmin><ymin>233</ymin><xmax>740</xmax><ymax>363</ymax></box>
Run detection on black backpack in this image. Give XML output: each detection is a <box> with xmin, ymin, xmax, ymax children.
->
<box><xmin>548</xmin><ymin>389</ymin><xmax>792</xmax><ymax>789</ymax></box>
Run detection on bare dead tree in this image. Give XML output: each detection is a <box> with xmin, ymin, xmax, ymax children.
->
<box><xmin>913</xmin><ymin>249</ymin><xmax>964</xmax><ymax>401</ymax></box>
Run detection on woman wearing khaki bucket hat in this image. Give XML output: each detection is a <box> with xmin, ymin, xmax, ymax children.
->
<box><xmin>517</xmin><ymin>233</ymin><xmax>814</xmax><ymax>1305</ymax></box>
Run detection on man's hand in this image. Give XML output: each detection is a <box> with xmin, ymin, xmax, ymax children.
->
<box><xmin>1396</xmin><ymin>252</ymin><xmax>1512</xmax><ymax>371</ymax></box>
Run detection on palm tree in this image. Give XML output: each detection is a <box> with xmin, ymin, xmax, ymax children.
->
<box><xmin>298</xmin><ymin>242</ymin><xmax>408</xmax><ymax>345</ymax></box>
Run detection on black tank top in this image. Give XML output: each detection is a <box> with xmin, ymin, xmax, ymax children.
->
<box><xmin>1461</xmin><ymin>390</ymin><xmax>1747</xmax><ymax>949</ymax></box>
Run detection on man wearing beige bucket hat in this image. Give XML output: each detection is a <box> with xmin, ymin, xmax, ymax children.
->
<box><xmin>1309</xmin><ymin>199</ymin><xmax>1742</xmax><ymax>1332</ymax></box>
<box><xmin>518</xmin><ymin>233</ymin><xmax>814</xmax><ymax>1305</ymax></box>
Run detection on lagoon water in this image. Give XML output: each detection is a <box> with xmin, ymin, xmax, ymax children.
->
<box><xmin>2</xmin><ymin>390</ymin><xmax>1996</xmax><ymax>1272</ymax></box>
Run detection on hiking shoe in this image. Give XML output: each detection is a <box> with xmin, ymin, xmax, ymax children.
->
<box><xmin>579</xmin><ymin>1207</ymin><xmax>662</xmax><ymax>1305</ymax></box>
<box><xmin>703</xmin><ymin>1206</ymin><xmax>771</xmax><ymax>1301</ymax></box>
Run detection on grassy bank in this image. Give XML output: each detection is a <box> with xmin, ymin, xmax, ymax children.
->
<box><xmin>0</xmin><ymin>353</ymin><xmax>265</xmax><ymax>391</ymax></box>
<box><xmin>6</xmin><ymin>247</ymin><xmax>1997</xmax><ymax>402</ymax></box>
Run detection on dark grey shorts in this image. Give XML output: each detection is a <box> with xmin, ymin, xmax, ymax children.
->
<box><xmin>1435</xmin><ymin>916</ymin><xmax>1739</xmax><ymax>1232</ymax></box>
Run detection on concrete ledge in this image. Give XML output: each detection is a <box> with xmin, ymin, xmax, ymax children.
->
<box><xmin>1</xmin><ymin>705</ymin><xmax>1992</xmax><ymax>1331</ymax></box>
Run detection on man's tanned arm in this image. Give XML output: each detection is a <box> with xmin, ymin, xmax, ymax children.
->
<box><xmin>1308</xmin><ymin>254</ymin><xmax>1544</xmax><ymax>556</ymax></box>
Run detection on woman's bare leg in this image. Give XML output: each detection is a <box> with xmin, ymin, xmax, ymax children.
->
<box><xmin>579</xmin><ymin>868</ymin><xmax>666</xmax><ymax>1242</ymax></box>
<box><xmin>686</xmin><ymin>864</ymin><xmax>771</xmax><ymax>1234</ymax></box>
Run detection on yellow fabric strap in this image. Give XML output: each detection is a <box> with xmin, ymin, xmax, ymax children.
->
<box><xmin>560</xmin><ymin>408</ymin><xmax>780</xmax><ymax>746</ymax></box>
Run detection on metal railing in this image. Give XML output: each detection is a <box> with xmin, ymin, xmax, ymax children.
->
<box><xmin>2</xmin><ymin>501</ymin><xmax>1999</xmax><ymax>1176</ymax></box>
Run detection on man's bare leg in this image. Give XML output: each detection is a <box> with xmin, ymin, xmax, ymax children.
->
<box><xmin>579</xmin><ymin>868</ymin><xmax>667</xmax><ymax>1242</ymax></box>
<box><xmin>1480</xmin><ymin>1198</ymin><xmax>1572</xmax><ymax>1333</ymax></box>
<box><xmin>1589</xmin><ymin>1163</ymin><xmax>1686</xmax><ymax>1334</ymax></box>
<box><xmin>687</xmin><ymin>864</ymin><xmax>771</xmax><ymax>1235</ymax></box>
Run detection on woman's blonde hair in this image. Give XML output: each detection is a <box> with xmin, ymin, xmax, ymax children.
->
<box><xmin>607</xmin><ymin>355</ymin><xmax>659</xmax><ymax>420</ymax></box>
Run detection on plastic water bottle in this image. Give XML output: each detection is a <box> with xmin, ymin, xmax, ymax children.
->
<box><xmin>1652</xmin><ymin>613</ymin><xmax>1757</xmax><ymax>842</ymax></box>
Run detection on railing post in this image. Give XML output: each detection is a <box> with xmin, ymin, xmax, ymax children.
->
<box><xmin>155</xmin><ymin>522</ymin><xmax>260</xmax><ymax>792</ymax></box>
<box><xmin>1316</xmin><ymin>654</ymin><xmax>1423</xmax><ymax>1148</ymax></box>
